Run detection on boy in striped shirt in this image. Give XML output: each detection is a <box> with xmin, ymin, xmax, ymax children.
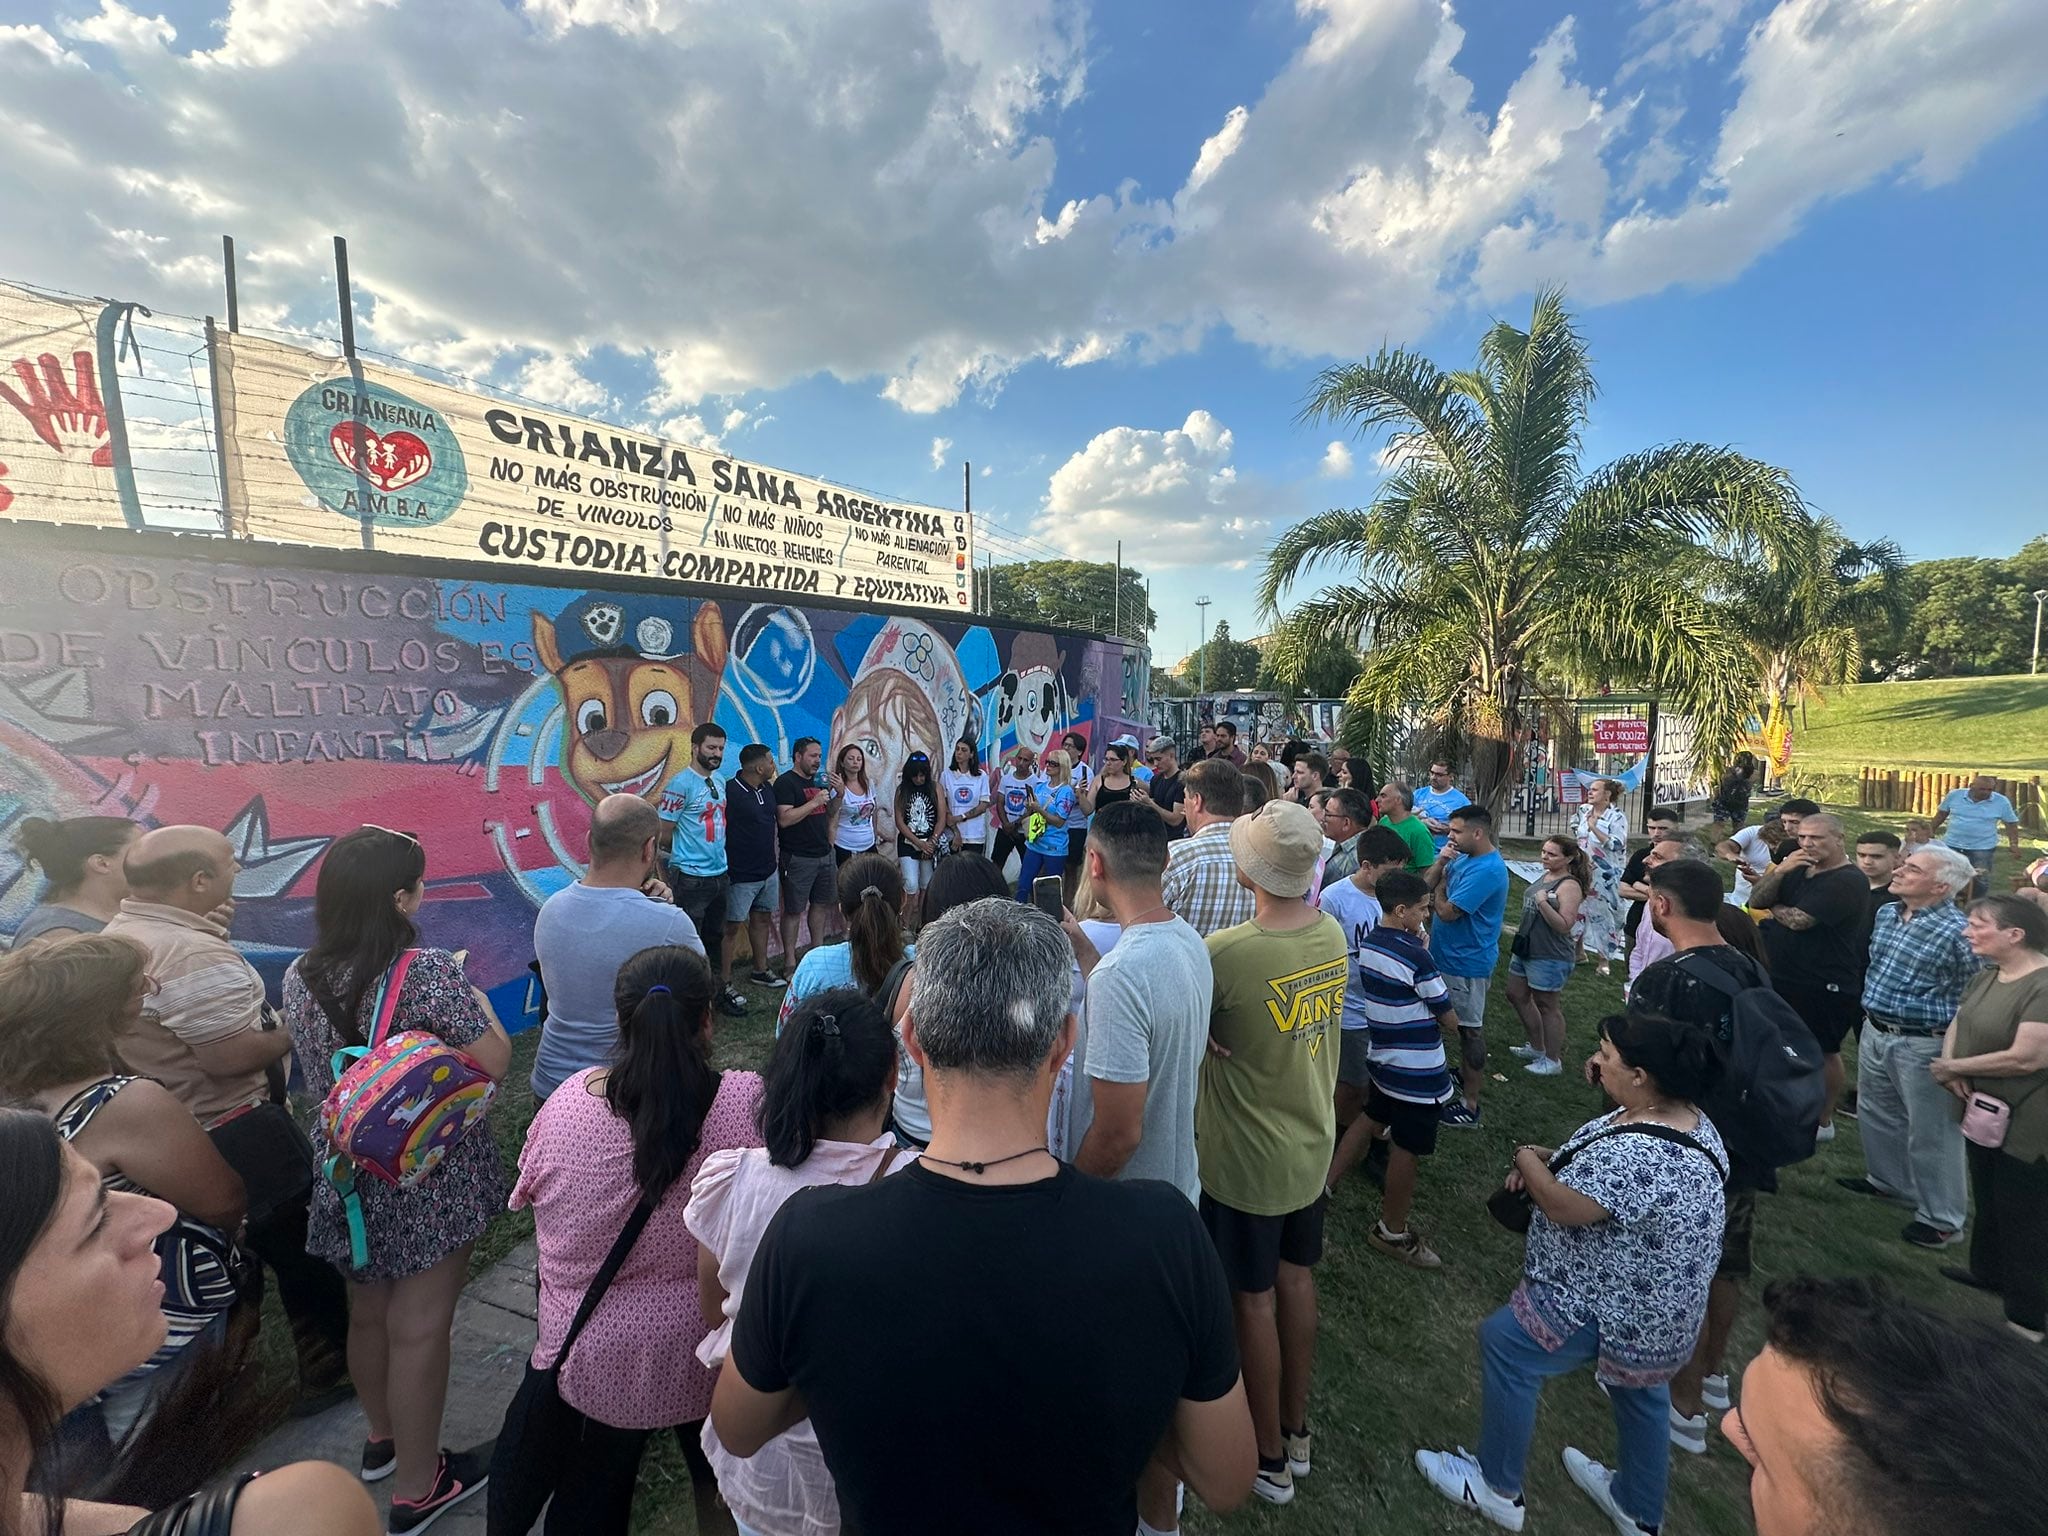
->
<box><xmin>1324</xmin><ymin>870</ymin><xmax>1461</xmax><ymax>1268</ymax></box>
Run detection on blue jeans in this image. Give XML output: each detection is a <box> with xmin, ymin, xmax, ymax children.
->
<box><xmin>1477</xmin><ymin>1305</ymin><xmax>1670</xmax><ymax>1529</ymax></box>
<box><xmin>1015</xmin><ymin>847</ymin><xmax>1065</xmax><ymax>899</ymax></box>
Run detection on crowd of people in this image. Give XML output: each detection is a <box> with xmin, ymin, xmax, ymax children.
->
<box><xmin>1</xmin><ymin>738</ymin><xmax>2044</xmax><ymax>1536</ymax></box>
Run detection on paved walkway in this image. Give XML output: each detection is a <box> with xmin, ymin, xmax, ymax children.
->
<box><xmin>233</xmin><ymin>1241</ymin><xmax>540</xmax><ymax>1533</ymax></box>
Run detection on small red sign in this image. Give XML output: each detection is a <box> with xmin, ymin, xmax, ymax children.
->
<box><xmin>1593</xmin><ymin>716</ymin><xmax>1650</xmax><ymax>754</ymax></box>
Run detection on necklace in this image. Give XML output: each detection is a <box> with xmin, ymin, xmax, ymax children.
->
<box><xmin>918</xmin><ymin>1146</ymin><xmax>1051</xmax><ymax>1176</ymax></box>
<box><xmin>1123</xmin><ymin>902</ymin><xmax>1172</xmax><ymax>925</ymax></box>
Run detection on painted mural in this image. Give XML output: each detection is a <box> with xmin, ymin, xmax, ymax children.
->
<box><xmin>0</xmin><ymin>525</ymin><xmax>1149</xmax><ymax>1027</ymax></box>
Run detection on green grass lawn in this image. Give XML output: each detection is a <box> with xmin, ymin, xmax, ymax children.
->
<box><xmin>1794</xmin><ymin>674</ymin><xmax>2048</xmax><ymax>775</ymax></box>
<box><xmin>252</xmin><ymin>820</ymin><xmax>2027</xmax><ymax>1533</ymax></box>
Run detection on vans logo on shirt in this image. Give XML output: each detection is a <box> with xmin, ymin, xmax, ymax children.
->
<box><xmin>1261</xmin><ymin>957</ymin><xmax>1347</xmax><ymax>1054</ymax></box>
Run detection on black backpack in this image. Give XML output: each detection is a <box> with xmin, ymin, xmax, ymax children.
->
<box><xmin>1674</xmin><ymin>950</ymin><xmax>1825</xmax><ymax>1170</ymax></box>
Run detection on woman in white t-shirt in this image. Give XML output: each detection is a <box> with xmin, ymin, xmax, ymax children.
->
<box><xmin>1716</xmin><ymin>813</ymin><xmax>1783</xmax><ymax>906</ymax></box>
<box><xmin>828</xmin><ymin>744</ymin><xmax>878</xmax><ymax>863</ymax></box>
<box><xmin>942</xmin><ymin>738</ymin><xmax>991</xmax><ymax>855</ymax></box>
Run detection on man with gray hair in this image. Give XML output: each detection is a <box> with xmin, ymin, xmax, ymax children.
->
<box><xmin>1838</xmin><ymin>843</ymin><xmax>1982</xmax><ymax>1248</ymax></box>
<box><xmin>529</xmin><ymin>793</ymin><xmax>701</xmax><ymax>1101</ymax></box>
<box><xmin>712</xmin><ymin>897</ymin><xmax>1255</xmax><ymax>1534</ymax></box>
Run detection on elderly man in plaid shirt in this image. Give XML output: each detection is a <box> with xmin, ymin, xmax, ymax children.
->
<box><xmin>1164</xmin><ymin>759</ymin><xmax>1255</xmax><ymax>937</ymax></box>
<box><xmin>1837</xmin><ymin>843</ymin><xmax>1983</xmax><ymax>1248</ymax></box>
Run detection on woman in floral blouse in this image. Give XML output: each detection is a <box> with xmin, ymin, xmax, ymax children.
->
<box><xmin>1575</xmin><ymin>777</ymin><xmax>1632</xmax><ymax>977</ymax></box>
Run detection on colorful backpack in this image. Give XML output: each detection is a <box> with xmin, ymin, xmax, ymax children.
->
<box><xmin>320</xmin><ymin>949</ymin><xmax>496</xmax><ymax>1267</ymax></box>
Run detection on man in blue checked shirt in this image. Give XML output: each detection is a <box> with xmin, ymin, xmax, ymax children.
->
<box><xmin>1837</xmin><ymin>844</ymin><xmax>1983</xmax><ymax>1249</ymax></box>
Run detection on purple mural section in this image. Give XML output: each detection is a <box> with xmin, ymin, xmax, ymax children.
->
<box><xmin>0</xmin><ymin>524</ymin><xmax>1149</xmax><ymax>1026</ymax></box>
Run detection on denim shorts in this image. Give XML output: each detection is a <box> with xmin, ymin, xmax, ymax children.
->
<box><xmin>725</xmin><ymin>876</ymin><xmax>776</xmax><ymax>922</ymax></box>
<box><xmin>1509</xmin><ymin>953</ymin><xmax>1572</xmax><ymax>993</ymax></box>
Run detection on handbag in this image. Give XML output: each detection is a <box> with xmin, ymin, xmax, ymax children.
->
<box><xmin>207</xmin><ymin>1103</ymin><xmax>317</xmax><ymax>1227</ymax></box>
<box><xmin>1487</xmin><ymin>1121</ymin><xmax>1726</xmax><ymax>1235</ymax></box>
<box><xmin>485</xmin><ymin>1197</ymin><xmax>657</xmax><ymax>1536</ymax></box>
<box><xmin>1961</xmin><ymin>1079</ymin><xmax>2047</xmax><ymax>1150</ymax></box>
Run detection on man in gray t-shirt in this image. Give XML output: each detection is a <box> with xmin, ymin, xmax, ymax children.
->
<box><xmin>1063</xmin><ymin>803</ymin><xmax>1213</xmax><ymax>1204</ymax></box>
<box><xmin>532</xmin><ymin>795</ymin><xmax>702</xmax><ymax>1100</ymax></box>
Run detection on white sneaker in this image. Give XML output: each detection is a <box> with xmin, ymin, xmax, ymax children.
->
<box><xmin>1252</xmin><ymin>1458</ymin><xmax>1294</xmax><ymax>1505</ymax></box>
<box><xmin>1815</xmin><ymin>1121</ymin><xmax>1836</xmax><ymax>1144</ymax></box>
<box><xmin>1416</xmin><ymin>1447</ymin><xmax>1526</xmax><ymax>1532</ymax></box>
<box><xmin>1703</xmin><ymin>1373</ymin><xmax>1732</xmax><ymax>1412</ymax></box>
<box><xmin>1284</xmin><ymin>1427</ymin><xmax>1312</xmax><ymax>1478</ymax></box>
<box><xmin>1562</xmin><ymin>1447</ymin><xmax>1655</xmax><ymax>1535</ymax></box>
<box><xmin>1669</xmin><ymin>1405</ymin><xmax>1708</xmax><ymax>1455</ymax></box>
<box><xmin>1523</xmin><ymin>1056</ymin><xmax>1564</xmax><ymax>1077</ymax></box>
<box><xmin>1509</xmin><ymin>1044</ymin><xmax>1541</xmax><ymax>1060</ymax></box>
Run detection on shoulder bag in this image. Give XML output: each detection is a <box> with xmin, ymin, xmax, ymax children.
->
<box><xmin>1487</xmin><ymin>1121</ymin><xmax>1726</xmax><ymax>1235</ymax></box>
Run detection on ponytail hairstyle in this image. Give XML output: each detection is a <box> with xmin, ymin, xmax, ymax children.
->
<box><xmin>12</xmin><ymin>816</ymin><xmax>139</xmax><ymax>900</ymax></box>
<box><xmin>1599</xmin><ymin>1010</ymin><xmax>1723</xmax><ymax>1104</ymax></box>
<box><xmin>0</xmin><ymin>1110</ymin><xmax>65</xmax><ymax>1536</ymax></box>
<box><xmin>607</xmin><ymin>945</ymin><xmax>722</xmax><ymax>1202</ymax></box>
<box><xmin>1544</xmin><ymin>834</ymin><xmax>1594</xmax><ymax>894</ymax></box>
<box><xmin>836</xmin><ymin>852</ymin><xmax>905</xmax><ymax>994</ymax></box>
<box><xmin>757</xmin><ymin>987</ymin><xmax>896</xmax><ymax>1168</ymax></box>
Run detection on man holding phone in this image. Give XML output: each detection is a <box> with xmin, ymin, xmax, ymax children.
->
<box><xmin>1136</xmin><ymin>740</ymin><xmax>1188</xmax><ymax>839</ymax></box>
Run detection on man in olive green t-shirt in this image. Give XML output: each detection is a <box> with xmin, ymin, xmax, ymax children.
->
<box><xmin>1196</xmin><ymin>799</ymin><xmax>1346</xmax><ymax>1505</ymax></box>
<box><xmin>1374</xmin><ymin>781</ymin><xmax>1439</xmax><ymax>872</ymax></box>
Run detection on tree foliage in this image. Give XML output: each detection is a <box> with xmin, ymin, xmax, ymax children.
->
<box><xmin>1258</xmin><ymin>620</ymin><xmax>1361</xmax><ymax>699</ymax></box>
<box><xmin>1857</xmin><ymin>538</ymin><xmax>2048</xmax><ymax>679</ymax></box>
<box><xmin>1260</xmin><ymin>288</ymin><xmax>1812</xmax><ymax>813</ymax></box>
<box><xmin>985</xmin><ymin>560</ymin><xmax>1155</xmax><ymax>637</ymax></box>
<box><xmin>1711</xmin><ymin>516</ymin><xmax>1906</xmax><ymax>710</ymax></box>
<box><xmin>1183</xmin><ymin>620</ymin><xmax>1262</xmax><ymax>692</ymax></box>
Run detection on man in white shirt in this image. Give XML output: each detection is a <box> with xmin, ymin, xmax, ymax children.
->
<box><xmin>531</xmin><ymin>794</ymin><xmax>703</xmax><ymax>1100</ymax></box>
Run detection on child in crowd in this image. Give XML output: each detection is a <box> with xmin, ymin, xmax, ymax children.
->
<box><xmin>1902</xmin><ymin>818</ymin><xmax>1935</xmax><ymax>858</ymax></box>
<box><xmin>1324</xmin><ymin>870</ymin><xmax>1460</xmax><ymax>1269</ymax></box>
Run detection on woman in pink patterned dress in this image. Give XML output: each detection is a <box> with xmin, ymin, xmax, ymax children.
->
<box><xmin>507</xmin><ymin>944</ymin><xmax>762</xmax><ymax>1535</ymax></box>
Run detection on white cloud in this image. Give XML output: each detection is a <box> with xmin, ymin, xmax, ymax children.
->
<box><xmin>1319</xmin><ymin>440</ymin><xmax>1354</xmax><ymax>478</ymax></box>
<box><xmin>1035</xmin><ymin>410</ymin><xmax>1278</xmax><ymax>569</ymax></box>
<box><xmin>512</xmin><ymin>354</ymin><xmax>612</xmax><ymax>414</ymax></box>
<box><xmin>979</xmin><ymin>463</ymin><xmax>992</xmax><ymax>477</ymax></box>
<box><xmin>721</xmin><ymin>407</ymin><xmax>749</xmax><ymax>433</ymax></box>
<box><xmin>929</xmin><ymin>436</ymin><xmax>954</xmax><ymax>470</ymax></box>
<box><xmin>0</xmin><ymin>0</ymin><xmax>2037</xmax><ymax>436</ymax></box>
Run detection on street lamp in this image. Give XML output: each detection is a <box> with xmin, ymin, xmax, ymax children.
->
<box><xmin>1196</xmin><ymin>596</ymin><xmax>1212</xmax><ymax>699</ymax></box>
<box><xmin>2033</xmin><ymin>589</ymin><xmax>2048</xmax><ymax>677</ymax></box>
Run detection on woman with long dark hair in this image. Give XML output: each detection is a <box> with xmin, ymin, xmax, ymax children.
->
<box><xmin>0</xmin><ymin>1108</ymin><xmax>380</xmax><ymax>1536</ymax></box>
<box><xmin>687</xmin><ymin>988</ymin><xmax>909</xmax><ymax>1535</ymax></box>
<box><xmin>776</xmin><ymin>853</ymin><xmax>908</xmax><ymax>1033</ymax></box>
<box><xmin>8</xmin><ymin>816</ymin><xmax>139</xmax><ymax>947</ymax></box>
<box><xmin>497</xmin><ymin>945</ymin><xmax>757</xmax><ymax>1534</ymax></box>
<box><xmin>827</xmin><ymin>745</ymin><xmax>877</xmax><ymax>865</ymax></box>
<box><xmin>941</xmin><ymin>738</ymin><xmax>991</xmax><ymax>858</ymax></box>
<box><xmin>282</xmin><ymin>827</ymin><xmax>511</xmax><ymax>1531</ymax></box>
<box><xmin>893</xmin><ymin>752</ymin><xmax>949</xmax><ymax>926</ymax></box>
<box><xmin>1505</xmin><ymin>836</ymin><xmax>1589</xmax><ymax>1076</ymax></box>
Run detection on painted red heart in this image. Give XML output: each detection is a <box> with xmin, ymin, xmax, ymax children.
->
<box><xmin>329</xmin><ymin>422</ymin><xmax>433</xmax><ymax>493</ymax></box>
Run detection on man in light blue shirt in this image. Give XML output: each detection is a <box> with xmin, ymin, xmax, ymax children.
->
<box><xmin>1932</xmin><ymin>775</ymin><xmax>2021</xmax><ymax>898</ymax></box>
<box><xmin>1425</xmin><ymin>804</ymin><xmax>1508</xmax><ymax>1128</ymax></box>
<box><xmin>532</xmin><ymin>795</ymin><xmax>702</xmax><ymax>1100</ymax></box>
<box><xmin>1411</xmin><ymin>760</ymin><xmax>1472</xmax><ymax>851</ymax></box>
<box><xmin>657</xmin><ymin>721</ymin><xmax>746</xmax><ymax>1016</ymax></box>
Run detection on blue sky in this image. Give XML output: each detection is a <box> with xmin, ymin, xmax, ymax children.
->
<box><xmin>2</xmin><ymin>0</ymin><xmax>2043</xmax><ymax>667</ymax></box>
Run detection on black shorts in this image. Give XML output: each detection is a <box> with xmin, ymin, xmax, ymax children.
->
<box><xmin>1365</xmin><ymin>1083</ymin><xmax>1441</xmax><ymax>1158</ymax></box>
<box><xmin>1199</xmin><ymin>1192</ymin><xmax>1327</xmax><ymax>1294</ymax></box>
<box><xmin>1717</xmin><ymin>1188</ymin><xmax>1758</xmax><ymax>1279</ymax></box>
<box><xmin>1777</xmin><ymin>981</ymin><xmax>1862</xmax><ymax>1054</ymax></box>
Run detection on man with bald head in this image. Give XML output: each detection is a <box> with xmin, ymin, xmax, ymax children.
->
<box><xmin>530</xmin><ymin>792</ymin><xmax>704</xmax><ymax>1102</ymax></box>
<box><xmin>1750</xmin><ymin>812</ymin><xmax>1871</xmax><ymax>1141</ymax></box>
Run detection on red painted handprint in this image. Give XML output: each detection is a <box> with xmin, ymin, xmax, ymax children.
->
<box><xmin>0</xmin><ymin>351</ymin><xmax>114</xmax><ymax>467</ymax></box>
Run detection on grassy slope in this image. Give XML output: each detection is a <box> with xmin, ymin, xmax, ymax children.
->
<box><xmin>1794</xmin><ymin>675</ymin><xmax>2048</xmax><ymax>774</ymax></box>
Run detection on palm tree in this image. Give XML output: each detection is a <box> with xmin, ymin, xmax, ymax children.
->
<box><xmin>1259</xmin><ymin>289</ymin><xmax>1811</xmax><ymax>813</ymax></box>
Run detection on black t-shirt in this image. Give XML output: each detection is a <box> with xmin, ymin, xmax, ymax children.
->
<box><xmin>896</xmin><ymin>785</ymin><xmax>939</xmax><ymax>855</ymax></box>
<box><xmin>1620</xmin><ymin>846</ymin><xmax>1653</xmax><ymax>942</ymax></box>
<box><xmin>775</xmin><ymin>770</ymin><xmax>831</xmax><ymax>859</ymax></box>
<box><xmin>1146</xmin><ymin>771</ymin><xmax>1188</xmax><ymax>839</ymax></box>
<box><xmin>726</xmin><ymin>774</ymin><xmax>779</xmax><ymax>882</ymax></box>
<box><xmin>1630</xmin><ymin>944</ymin><xmax>1776</xmax><ymax>1192</ymax></box>
<box><xmin>730</xmin><ymin>1161</ymin><xmax>1239</xmax><ymax>1536</ymax></box>
<box><xmin>1760</xmin><ymin>863</ymin><xmax>1871</xmax><ymax>990</ymax></box>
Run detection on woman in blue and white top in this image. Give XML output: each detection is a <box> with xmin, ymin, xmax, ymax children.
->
<box><xmin>1015</xmin><ymin>749</ymin><xmax>1078</xmax><ymax>900</ymax></box>
<box><xmin>1418</xmin><ymin>1009</ymin><xmax>1727</xmax><ymax>1536</ymax></box>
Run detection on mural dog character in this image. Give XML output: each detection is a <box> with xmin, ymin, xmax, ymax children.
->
<box><xmin>532</xmin><ymin>595</ymin><xmax>728</xmax><ymax>806</ymax></box>
<box><xmin>990</xmin><ymin>632</ymin><xmax>1070</xmax><ymax>760</ymax></box>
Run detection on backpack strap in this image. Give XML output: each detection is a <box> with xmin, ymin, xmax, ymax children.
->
<box><xmin>1549</xmin><ymin>1120</ymin><xmax>1728</xmax><ymax>1185</ymax></box>
<box><xmin>366</xmin><ymin>949</ymin><xmax>419</xmax><ymax>1052</ymax></box>
<box><xmin>1671</xmin><ymin>947</ymin><xmax>1746</xmax><ymax>998</ymax></box>
<box><xmin>878</xmin><ymin>954</ymin><xmax>916</xmax><ymax>1015</ymax></box>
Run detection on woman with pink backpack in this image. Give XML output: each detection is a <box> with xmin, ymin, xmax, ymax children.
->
<box><xmin>284</xmin><ymin>826</ymin><xmax>512</xmax><ymax>1533</ymax></box>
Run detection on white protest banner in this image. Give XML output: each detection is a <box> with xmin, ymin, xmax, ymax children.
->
<box><xmin>0</xmin><ymin>281</ymin><xmax>140</xmax><ymax>530</ymax></box>
<box><xmin>213</xmin><ymin>330</ymin><xmax>975</xmax><ymax>613</ymax></box>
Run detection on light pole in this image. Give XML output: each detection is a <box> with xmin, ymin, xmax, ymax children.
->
<box><xmin>2033</xmin><ymin>589</ymin><xmax>2048</xmax><ymax>677</ymax></box>
<box><xmin>1196</xmin><ymin>596</ymin><xmax>1212</xmax><ymax>699</ymax></box>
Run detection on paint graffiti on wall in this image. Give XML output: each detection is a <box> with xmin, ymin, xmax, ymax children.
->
<box><xmin>0</xmin><ymin>527</ymin><xmax>1148</xmax><ymax>1025</ymax></box>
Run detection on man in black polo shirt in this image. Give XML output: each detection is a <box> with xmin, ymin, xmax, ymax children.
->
<box><xmin>774</xmin><ymin>736</ymin><xmax>838</xmax><ymax>968</ymax></box>
<box><xmin>1626</xmin><ymin>858</ymin><xmax>1776</xmax><ymax>1456</ymax></box>
<box><xmin>712</xmin><ymin>898</ymin><xmax>1254</xmax><ymax>1534</ymax></box>
<box><xmin>1750</xmin><ymin>812</ymin><xmax>1867</xmax><ymax>1142</ymax></box>
<box><xmin>724</xmin><ymin>742</ymin><xmax>783</xmax><ymax>988</ymax></box>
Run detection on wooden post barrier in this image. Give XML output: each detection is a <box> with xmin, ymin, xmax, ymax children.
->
<box><xmin>1857</xmin><ymin>769</ymin><xmax>2043</xmax><ymax>831</ymax></box>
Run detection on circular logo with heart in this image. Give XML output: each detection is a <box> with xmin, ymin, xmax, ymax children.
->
<box><xmin>283</xmin><ymin>375</ymin><xmax>468</xmax><ymax>529</ymax></box>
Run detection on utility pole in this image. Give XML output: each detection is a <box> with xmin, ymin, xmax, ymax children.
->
<box><xmin>2034</xmin><ymin>590</ymin><xmax>2048</xmax><ymax>676</ymax></box>
<box><xmin>1196</xmin><ymin>596</ymin><xmax>1212</xmax><ymax>699</ymax></box>
<box><xmin>1113</xmin><ymin>540</ymin><xmax>1122</xmax><ymax>639</ymax></box>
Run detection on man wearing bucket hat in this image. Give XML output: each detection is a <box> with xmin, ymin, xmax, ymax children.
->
<box><xmin>1196</xmin><ymin>799</ymin><xmax>1348</xmax><ymax>1507</ymax></box>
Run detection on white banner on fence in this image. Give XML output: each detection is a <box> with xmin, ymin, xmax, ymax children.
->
<box><xmin>213</xmin><ymin>331</ymin><xmax>974</xmax><ymax>613</ymax></box>
<box><xmin>0</xmin><ymin>282</ymin><xmax>134</xmax><ymax>530</ymax></box>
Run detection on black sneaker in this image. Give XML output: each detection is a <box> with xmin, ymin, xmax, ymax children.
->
<box><xmin>748</xmin><ymin>969</ymin><xmax>787</xmax><ymax>988</ymax></box>
<box><xmin>387</xmin><ymin>1448</ymin><xmax>489</xmax><ymax>1534</ymax></box>
<box><xmin>1835</xmin><ymin>1176</ymin><xmax>1888</xmax><ymax>1198</ymax></box>
<box><xmin>718</xmin><ymin>987</ymin><xmax>749</xmax><ymax>1017</ymax></box>
<box><xmin>1439</xmin><ymin>1100</ymin><xmax>1482</xmax><ymax>1130</ymax></box>
<box><xmin>360</xmin><ymin>1437</ymin><xmax>395</xmax><ymax>1483</ymax></box>
<box><xmin>1903</xmin><ymin>1220</ymin><xmax>1963</xmax><ymax>1249</ymax></box>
